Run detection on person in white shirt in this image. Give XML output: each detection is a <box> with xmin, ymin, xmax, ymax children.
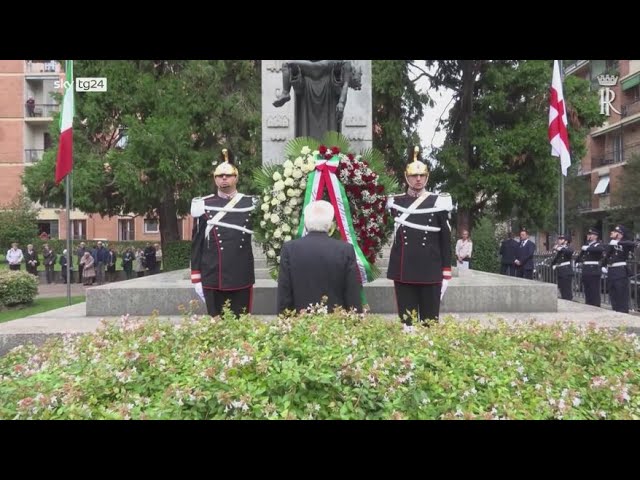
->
<box><xmin>455</xmin><ymin>230</ymin><xmax>473</xmax><ymax>270</ymax></box>
<box><xmin>6</xmin><ymin>243</ymin><xmax>24</xmax><ymax>271</ymax></box>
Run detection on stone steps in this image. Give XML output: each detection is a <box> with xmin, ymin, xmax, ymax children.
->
<box><xmin>86</xmin><ymin>269</ymin><xmax>558</xmax><ymax>316</ymax></box>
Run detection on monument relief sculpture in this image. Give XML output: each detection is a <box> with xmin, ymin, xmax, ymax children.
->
<box><xmin>272</xmin><ymin>60</ymin><xmax>362</xmax><ymax>139</ymax></box>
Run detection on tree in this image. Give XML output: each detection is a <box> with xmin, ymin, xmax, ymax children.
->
<box><xmin>0</xmin><ymin>193</ymin><xmax>40</xmax><ymax>251</ymax></box>
<box><xmin>372</xmin><ymin>61</ymin><xmax>428</xmax><ymax>185</ymax></box>
<box><xmin>424</xmin><ymin>60</ymin><xmax>602</xmax><ymax>234</ymax></box>
<box><xmin>22</xmin><ymin>60</ymin><xmax>261</xmax><ymax>248</ymax></box>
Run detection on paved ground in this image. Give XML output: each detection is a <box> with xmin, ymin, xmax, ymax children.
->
<box><xmin>2</xmin><ymin>298</ymin><xmax>640</xmax><ymax>356</ymax></box>
<box><xmin>35</xmin><ymin>282</ymin><xmax>92</xmax><ymax>298</ymax></box>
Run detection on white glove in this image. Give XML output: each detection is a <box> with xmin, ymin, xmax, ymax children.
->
<box><xmin>609</xmin><ymin>239</ymin><xmax>619</xmax><ymax>245</ymax></box>
<box><xmin>601</xmin><ymin>267</ymin><xmax>608</xmax><ymax>275</ymax></box>
<box><xmin>552</xmin><ymin>265</ymin><xmax>557</xmax><ymax>271</ymax></box>
<box><xmin>194</xmin><ymin>282</ymin><xmax>205</xmax><ymax>303</ymax></box>
<box><xmin>440</xmin><ymin>279</ymin><xmax>449</xmax><ymax>300</ymax></box>
<box><xmin>581</xmin><ymin>245</ymin><xmax>588</xmax><ymax>251</ymax></box>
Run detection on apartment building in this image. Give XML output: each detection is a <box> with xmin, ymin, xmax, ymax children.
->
<box><xmin>0</xmin><ymin>60</ymin><xmax>192</xmax><ymax>242</ymax></box>
<box><xmin>565</xmin><ymin>59</ymin><xmax>640</xmax><ymax>239</ymax></box>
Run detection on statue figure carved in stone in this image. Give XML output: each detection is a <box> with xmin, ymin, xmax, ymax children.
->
<box><xmin>273</xmin><ymin>60</ymin><xmax>362</xmax><ymax>139</ymax></box>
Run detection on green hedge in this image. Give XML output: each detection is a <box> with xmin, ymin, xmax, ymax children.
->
<box><xmin>1</xmin><ymin>309</ymin><xmax>639</xmax><ymax>419</ymax></box>
<box><xmin>0</xmin><ymin>270</ymin><xmax>38</xmax><ymax>308</ymax></box>
<box><xmin>162</xmin><ymin>241</ymin><xmax>191</xmax><ymax>271</ymax></box>
<box><xmin>469</xmin><ymin>216</ymin><xmax>501</xmax><ymax>273</ymax></box>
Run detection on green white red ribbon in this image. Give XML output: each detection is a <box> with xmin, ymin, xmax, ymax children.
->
<box><xmin>298</xmin><ymin>154</ymin><xmax>373</xmax><ymax>285</ymax></box>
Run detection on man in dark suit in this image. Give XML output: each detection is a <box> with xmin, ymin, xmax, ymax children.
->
<box><xmin>277</xmin><ymin>200</ymin><xmax>362</xmax><ymax>315</ymax></box>
<box><xmin>514</xmin><ymin>227</ymin><xmax>535</xmax><ymax>279</ymax></box>
<box><xmin>499</xmin><ymin>233</ymin><xmax>519</xmax><ymax>276</ymax></box>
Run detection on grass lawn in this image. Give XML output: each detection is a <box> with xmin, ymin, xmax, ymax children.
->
<box><xmin>0</xmin><ymin>296</ymin><xmax>85</xmax><ymax>323</ymax></box>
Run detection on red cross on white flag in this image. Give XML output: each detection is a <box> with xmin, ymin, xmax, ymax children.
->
<box><xmin>548</xmin><ymin>60</ymin><xmax>571</xmax><ymax>176</ymax></box>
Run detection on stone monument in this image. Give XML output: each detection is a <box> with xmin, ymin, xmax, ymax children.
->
<box><xmin>261</xmin><ymin>60</ymin><xmax>373</xmax><ymax>165</ymax></box>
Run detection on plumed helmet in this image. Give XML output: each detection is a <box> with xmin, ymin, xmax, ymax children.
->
<box><xmin>405</xmin><ymin>146</ymin><xmax>429</xmax><ymax>176</ymax></box>
<box><xmin>213</xmin><ymin>148</ymin><xmax>238</xmax><ymax>177</ymax></box>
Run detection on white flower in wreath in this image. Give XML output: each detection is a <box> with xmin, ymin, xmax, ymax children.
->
<box><xmin>282</xmin><ymin>224</ymin><xmax>291</xmax><ymax>233</ymax></box>
<box><xmin>272</xmin><ymin>172</ymin><xmax>282</xmax><ymax>181</ymax></box>
<box><xmin>277</xmin><ymin>255</ymin><xmax>281</xmax><ymax>262</ymax></box>
<box><xmin>284</xmin><ymin>167</ymin><xmax>293</xmax><ymax>178</ymax></box>
<box><xmin>260</xmin><ymin>220</ymin><xmax>267</xmax><ymax>228</ymax></box>
<box><xmin>273</xmin><ymin>180</ymin><xmax>285</xmax><ymax>191</ymax></box>
<box><xmin>261</xmin><ymin>203</ymin><xmax>270</xmax><ymax>212</ymax></box>
<box><xmin>292</xmin><ymin>169</ymin><xmax>303</xmax><ymax>179</ymax></box>
<box><xmin>294</xmin><ymin>157</ymin><xmax>304</xmax><ymax>167</ymax></box>
<box><xmin>273</xmin><ymin>229</ymin><xmax>282</xmax><ymax>239</ymax></box>
<box><xmin>270</xmin><ymin>198</ymin><xmax>279</xmax><ymax>206</ymax></box>
<box><xmin>270</xmin><ymin>214</ymin><xmax>280</xmax><ymax>224</ymax></box>
<box><xmin>267</xmin><ymin>249</ymin><xmax>276</xmax><ymax>258</ymax></box>
<box><xmin>301</xmin><ymin>146</ymin><xmax>311</xmax><ymax>155</ymax></box>
<box><xmin>288</xmin><ymin>198</ymin><xmax>298</xmax><ymax>207</ymax></box>
<box><xmin>284</xmin><ymin>177</ymin><xmax>295</xmax><ymax>187</ymax></box>
<box><xmin>284</xmin><ymin>235</ymin><xmax>292</xmax><ymax>242</ymax></box>
<box><xmin>283</xmin><ymin>206</ymin><xmax>293</xmax><ymax>215</ymax></box>
<box><xmin>286</xmin><ymin>188</ymin><xmax>296</xmax><ymax>198</ymax></box>
<box><xmin>301</xmin><ymin>163</ymin><xmax>313</xmax><ymax>174</ymax></box>
<box><xmin>263</xmin><ymin>195</ymin><xmax>271</xmax><ymax>202</ymax></box>
<box><xmin>283</xmin><ymin>160</ymin><xmax>294</xmax><ymax>170</ymax></box>
<box><xmin>263</xmin><ymin>212</ymin><xmax>271</xmax><ymax>220</ymax></box>
<box><xmin>277</xmin><ymin>192</ymin><xmax>287</xmax><ymax>202</ymax></box>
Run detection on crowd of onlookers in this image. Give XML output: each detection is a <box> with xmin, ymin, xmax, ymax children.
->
<box><xmin>4</xmin><ymin>241</ymin><xmax>162</xmax><ymax>285</ymax></box>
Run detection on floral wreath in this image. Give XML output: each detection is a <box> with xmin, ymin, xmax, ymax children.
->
<box><xmin>253</xmin><ymin>133</ymin><xmax>398</xmax><ymax>282</ymax></box>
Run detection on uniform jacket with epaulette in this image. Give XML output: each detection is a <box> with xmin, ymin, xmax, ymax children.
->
<box><xmin>190</xmin><ymin>193</ymin><xmax>255</xmax><ymax>290</ymax></box>
<box><xmin>603</xmin><ymin>240</ymin><xmax>635</xmax><ymax>281</ymax></box>
<box><xmin>550</xmin><ymin>245</ymin><xmax>574</xmax><ymax>278</ymax></box>
<box><xmin>386</xmin><ymin>192</ymin><xmax>452</xmax><ymax>284</ymax></box>
<box><xmin>576</xmin><ymin>241</ymin><xmax>605</xmax><ymax>277</ymax></box>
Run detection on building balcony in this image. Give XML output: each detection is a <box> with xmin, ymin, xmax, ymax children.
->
<box><xmin>25</xmin><ymin>103</ymin><xmax>59</xmax><ymax>120</ymax></box>
<box><xmin>564</xmin><ymin>60</ymin><xmax>590</xmax><ymax>76</ymax></box>
<box><xmin>25</xmin><ymin>60</ymin><xmax>60</xmax><ymax>74</ymax></box>
<box><xmin>622</xmin><ymin>99</ymin><xmax>640</xmax><ymax>118</ymax></box>
<box><xmin>25</xmin><ymin>149</ymin><xmax>44</xmax><ymax>164</ymax></box>
<box><xmin>593</xmin><ymin>154</ymin><xmax>622</xmax><ymax>167</ymax></box>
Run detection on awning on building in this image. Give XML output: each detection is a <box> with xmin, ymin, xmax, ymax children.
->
<box><xmin>621</xmin><ymin>72</ymin><xmax>640</xmax><ymax>91</ymax></box>
<box><xmin>593</xmin><ymin>175</ymin><xmax>610</xmax><ymax>194</ymax></box>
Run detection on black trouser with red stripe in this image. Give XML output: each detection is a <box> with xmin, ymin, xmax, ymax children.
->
<box><xmin>204</xmin><ymin>287</ymin><xmax>253</xmax><ymax>317</ymax></box>
<box><xmin>394</xmin><ymin>282</ymin><xmax>441</xmax><ymax>325</ymax></box>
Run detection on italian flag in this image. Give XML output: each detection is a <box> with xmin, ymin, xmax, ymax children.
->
<box><xmin>55</xmin><ymin>60</ymin><xmax>74</xmax><ymax>184</ymax></box>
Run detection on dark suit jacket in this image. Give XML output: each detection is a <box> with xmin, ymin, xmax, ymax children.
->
<box><xmin>499</xmin><ymin>238</ymin><xmax>518</xmax><ymax>265</ymax></box>
<box><xmin>515</xmin><ymin>239</ymin><xmax>535</xmax><ymax>271</ymax></box>
<box><xmin>277</xmin><ymin>232</ymin><xmax>363</xmax><ymax>314</ymax></box>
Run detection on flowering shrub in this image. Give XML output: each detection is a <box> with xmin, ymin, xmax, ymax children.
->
<box><xmin>253</xmin><ymin>133</ymin><xmax>398</xmax><ymax>279</ymax></box>
<box><xmin>1</xmin><ymin>311</ymin><xmax>639</xmax><ymax>420</ymax></box>
<box><xmin>0</xmin><ymin>270</ymin><xmax>38</xmax><ymax>308</ymax></box>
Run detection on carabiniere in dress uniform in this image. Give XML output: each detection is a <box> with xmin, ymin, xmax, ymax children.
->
<box><xmin>191</xmin><ymin>148</ymin><xmax>257</xmax><ymax>318</ymax></box>
<box><xmin>386</xmin><ymin>146</ymin><xmax>453</xmax><ymax>325</ymax></box>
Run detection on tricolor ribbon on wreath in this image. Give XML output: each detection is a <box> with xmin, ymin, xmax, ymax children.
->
<box><xmin>297</xmin><ymin>154</ymin><xmax>374</xmax><ymax>289</ymax></box>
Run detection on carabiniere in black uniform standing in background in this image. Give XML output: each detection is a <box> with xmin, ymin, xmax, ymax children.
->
<box><xmin>551</xmin><ymin>233</ymin><xmax>574</xmax><ymax>300</ymax></box>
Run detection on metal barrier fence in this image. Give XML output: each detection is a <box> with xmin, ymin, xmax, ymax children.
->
<box><xmin>531</xmin><ymin>251</ymin><xmax>639</xmax><ymax>312</ymax></box>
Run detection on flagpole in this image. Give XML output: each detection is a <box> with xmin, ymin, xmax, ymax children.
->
<box><xmin>559</xmin><ymin>59</ymin><xmax>566</xmax><ymax>236</ymax></box>
<box><xmin>66</xmin><ymin>173</ymin><xmax>71</xmax><ymax>305</ymax></box>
